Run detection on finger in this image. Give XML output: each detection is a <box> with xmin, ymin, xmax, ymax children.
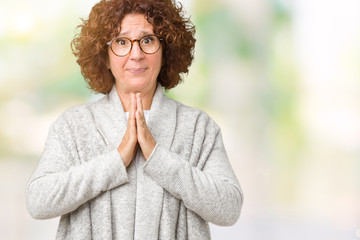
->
<box><xmin>127</xmin><ymin>93</ymin><xmax>137</xmax><ymax>137</ymax></box>
<box><xmin>136</xmin><ymin>93</ymin><xmax>146</xmax><ymax>125</ymax></box>
<box><xmin>135</xmin><ymin>109</ymin><xmax>156</xmax><ymax>159</ymax></box>
<box><xmin>136</xmin><ymin>92</ymin><xmax>144</xmax><ymax>114</ymax></box>
<box><xmin>129</xmin><ymin>93</ymin><xmax>136</xmax><ymax>121</ymax></box>
<box><xmin>136</xmin><ymin>110</ymin><xmax>144</xmax><ymax>132</ymax></box>
<box><xmin>136</xmin><ymin>111</ymin><xmax>146</xmax><ymax>146</ymax></box>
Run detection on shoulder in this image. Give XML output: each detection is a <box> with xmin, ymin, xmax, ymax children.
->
<box><xmin>170</xmin><ymin>97</ymin><xmax>220</xmax><ymax>134</ymax></box>
<box><xmin>51</xmin><ymin>95</ymin><xmax>109</xmax><ymax>132</ymax></box>
<box><xmin>167</xmin><ymin>97</ymin><xmax>223</xmax><ymax>164</ymax></box>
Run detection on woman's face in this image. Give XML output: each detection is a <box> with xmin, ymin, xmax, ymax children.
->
<box><xmin>108</xmin><ymin>14</ymin><xmax>162</xmax><ymax>95</ymax></box>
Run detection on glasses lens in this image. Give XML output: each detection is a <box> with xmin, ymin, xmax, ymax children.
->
<box><xmin>110</xmin><ymin>35</ymin><xmax>161</xmax><ymax>56</ymax></box>
<box><xmin>111</xmin><ymin>38</ymin><xmax>131</xmax><ymax>56</ymax></box>
<box><xmin>140</xmin><ymin>35</ymin><xmax>161</xmax><ymax>54</ymax></box>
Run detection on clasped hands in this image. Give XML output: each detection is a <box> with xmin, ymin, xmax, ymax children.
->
<box><xmin>117</xmin><ymin>93</ymin><xmax>156</xmax><ymax>167</ymax></box>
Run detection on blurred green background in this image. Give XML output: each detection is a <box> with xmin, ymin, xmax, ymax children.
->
<box><xmin>1</xmin><ymin>0</ymin><xmax>360</xmax><ymax>239</ymax></box>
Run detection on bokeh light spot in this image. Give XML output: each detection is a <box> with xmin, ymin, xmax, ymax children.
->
<box><xmin>13</xmin><ymin>12</ymin><xmax>34</xmax><ymax>35</ymax></box>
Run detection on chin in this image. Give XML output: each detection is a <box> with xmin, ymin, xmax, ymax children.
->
<box><xmin>129</xmin><ymin>80</ymin><xmax>147</xmax><ymax>90</ymax></box>
<box><xmin>127</xmin><ymin>79</ymin><xmax>155</xmax><ymax>92</ymax></box>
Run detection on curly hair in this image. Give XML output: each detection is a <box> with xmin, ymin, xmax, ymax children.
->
<box><xmin>71</xmin><ymin>0</ymin><xmax>196</xmax><ymax>94</ymax></box>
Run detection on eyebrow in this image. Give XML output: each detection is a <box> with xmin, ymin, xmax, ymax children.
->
<box><xmin>118</xmin><ymin>30</ymin><xmax>154</xmax><ymax>37</ymax></box>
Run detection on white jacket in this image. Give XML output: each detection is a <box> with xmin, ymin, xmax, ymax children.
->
<box><xmin>26</xmin><ymin>84</ymin><xmax>243</xmax><ymax>239</ymax></box>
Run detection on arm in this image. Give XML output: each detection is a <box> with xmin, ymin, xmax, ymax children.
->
<box><xmin>26</xmin><ymin>124</ymin><xmax>129</xmax><ymax>220</ymax></box>
<box><xmin>143</xmin><ymin>129</ymin><xmax>243</xmax><ymax>226</ymax></box>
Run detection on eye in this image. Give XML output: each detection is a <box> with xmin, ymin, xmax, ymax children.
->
<box><xmin>141</xmin><ymin>36</ymin><xmax>155</xmax><ymax>45</ymax></box>
<box><xmin>115</xmin><ymin>38</ymin><xmax>130</xmax><ymax>46</ymax></box>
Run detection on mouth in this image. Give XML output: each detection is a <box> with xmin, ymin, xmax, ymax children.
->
<box><xmin>127</xmin><ymin>68</ymin><xmax>147</xmax><ymax>74</ymax></box>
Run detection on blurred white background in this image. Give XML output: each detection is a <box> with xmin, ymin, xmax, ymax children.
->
<box><xmin>0</xmin><ymin>0</ymin><xmax>359</xmax><ymax>239</ymax></box>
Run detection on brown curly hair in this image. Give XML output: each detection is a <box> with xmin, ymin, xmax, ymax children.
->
<box><xmin>71</xmin><ymin>0</ymin><xmax>196</xmax><ymax>94</ymax></box>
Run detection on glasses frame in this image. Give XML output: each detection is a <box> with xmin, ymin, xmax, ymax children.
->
<box><xmin>107</xmin><ymin>34</ymin><xmax>163</xmax><ymax>57</ymax></box>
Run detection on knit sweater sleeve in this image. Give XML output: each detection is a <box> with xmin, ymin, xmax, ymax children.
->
<box><xmin>143</xmin><ymin>118</ymin><xmax>243</xmax><ymax>226</ymax></box>
<box><xmin>26</xmin><ymin>123</ymin><xmax>129</xmax><ymax>220</ymax></box>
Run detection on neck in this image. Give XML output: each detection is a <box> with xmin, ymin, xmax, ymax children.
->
<box><xmin>115</xmin><ymin>84</ymin><xmax>156</xmax><ymax>112</ymax></box>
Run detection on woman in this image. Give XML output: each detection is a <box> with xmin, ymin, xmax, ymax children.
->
<box><xmin>26</xmin><ymin>0</ymin><xmax>243</xmax><ymax>239</ymax></box>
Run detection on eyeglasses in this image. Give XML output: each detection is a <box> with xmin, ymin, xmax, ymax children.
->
<box><xmin>107</xmin><ymin>34</ymin><xmax>163</xmax><ymax>57</ymax></box>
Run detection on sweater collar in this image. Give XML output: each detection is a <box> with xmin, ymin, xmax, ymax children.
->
<box><xmin>78</xmin><ymin>84</ymin><xmax>178</xmax><ymax>238</ymax></box>
<box><xmin>95</xmin><ymin>83</ymin><xmax>177</xmax><ymax>151</ymax></box>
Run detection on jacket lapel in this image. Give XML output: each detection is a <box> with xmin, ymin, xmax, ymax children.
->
<box><xmin>91</xmin><ymin>84</ymin><xmax>177</xmax><ymax>239</ymax></box>
<box><xmin>91</xmin><ymin>85</ymin><xmax>128</xmax><ymax>149</ymax></box>
<box><xmin>147</xmin><ymin>84</ymin><xmax>177</xmax><ymax>150</ymax></box>
<box><xmin>134</xmin><ymin>84</ymin><xmax>178</xmax><ymax>239</ymax></box>
<box><xmin>92</xmin><ymin>83</ymin><xmax>177</xmax><ymax>151</ymax></box>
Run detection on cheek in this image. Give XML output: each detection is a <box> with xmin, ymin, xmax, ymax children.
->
<box><xmin>108</xmin><ymin>48</ymin><xmax>124</xmax><ymax>68</ymax></box>
<box><xmin>109</xmin><ymin>55</ymin><xmax>126</xmax><ymax>71</ymax></box>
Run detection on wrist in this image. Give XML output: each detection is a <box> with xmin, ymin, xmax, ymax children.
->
<box><xmin>117</xmin><ymin>146</ymin><xmax>131</xmax><ymax>167</ymax></box>
<box><xmin>144</xmin><ymin>141</ymin><xmax>156</xmax><ymax>160</ymax></box>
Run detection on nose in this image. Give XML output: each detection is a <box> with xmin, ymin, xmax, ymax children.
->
<box><xmin>129</xmin><ymin>41</ymin><xmax>144</xmax><ymax>60</ymax></box>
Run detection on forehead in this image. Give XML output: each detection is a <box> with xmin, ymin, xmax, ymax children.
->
<box><xmin>119</xmin><ymin>13</ymin><xmax>154</xmax><ymax>36</ymax></box>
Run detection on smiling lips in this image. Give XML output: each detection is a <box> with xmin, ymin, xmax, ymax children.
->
<box><xmin>128</xmin><ymin>68</ymin><xmax>146</xmax><ymax>74</ymax></box>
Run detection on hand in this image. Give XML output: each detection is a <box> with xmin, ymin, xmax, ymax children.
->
<box><xmin>135</xmin><ymin>93</ymin><xmax>156</xmax><ymax>160</ymax></box>
<box><xmin>117</xmin><ymin>93</ymin><xmax>157</xmax><ymax>166</ymax></box>
<box><xmin>117</xmin><ymin>93</ymin><xmax>138</xmax><ymax>167</ymax></box>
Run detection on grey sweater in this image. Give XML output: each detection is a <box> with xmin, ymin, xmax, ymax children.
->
<box><xmin>26</xmin><ymin>84</ymin><xmax>243</xmax><ymax>239</ymax></box>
